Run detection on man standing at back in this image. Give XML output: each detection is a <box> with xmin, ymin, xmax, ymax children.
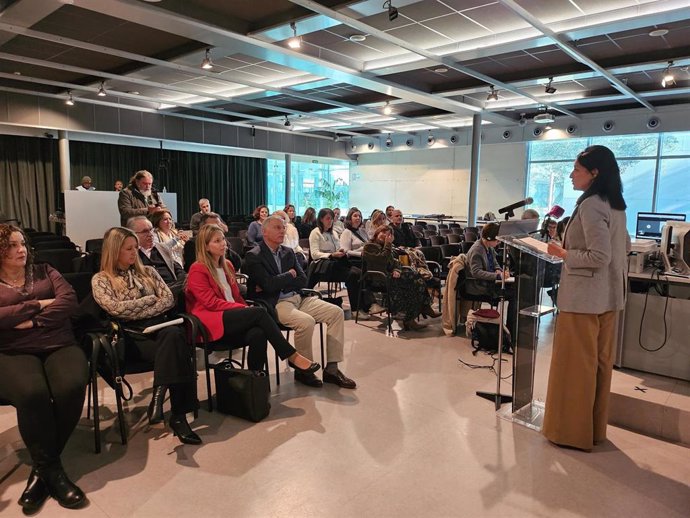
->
<box><xmin>118</xmin><ymin>170</ymin><xmax>165</xmax><ymax>226</ymax></box>
<box><xmin>190</xmin><ymin>198</ymin><xmax>228</xmax><ymax>235</ymax></box>
<box><xmin>244</xmin><ymin>216</ymin><xmax>356</xmax><ymax>389</ymax></box>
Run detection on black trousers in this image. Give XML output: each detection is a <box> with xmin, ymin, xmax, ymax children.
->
<box><xmin>221</xmin><ymin>306</ymin><xmax>296</xmax><ymax>370</ymax></box>
<box><xmin>0</xmin><ymin>345</ymin><xmax>88</xmax><ymax>469</ymax></box>
<box><xmin>124</xmin><ymin>326</ymin><xmax>197</xmax><ymax>414</ymax></box>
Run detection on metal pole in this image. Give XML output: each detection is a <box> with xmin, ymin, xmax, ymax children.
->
<box><xmin>285</xmin><ymin>153</ymin><xmax>291</xmax><ymax>206</ymax></box>
<box><xmin>468</xmin><ymin>113</ymin><xmax>482</xmax><ymax>226</ymax></box>
<box><xmin>58</xmin><ymin>130</ymin><xmax>71</xmax><ymax>193</ymax></box>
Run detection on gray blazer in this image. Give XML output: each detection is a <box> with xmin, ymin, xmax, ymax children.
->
<box><xmin>558</xmin><ymin>194</ymin><xmax>629</xmax><ymax>314</ymax></box>
<box><xmin>464</xmin><ymin>239</ymin><xmax>499</xmax><ymax>297</ymax></box>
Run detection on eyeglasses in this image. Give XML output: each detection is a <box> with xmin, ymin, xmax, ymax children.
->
<box><xmin>136</xmin><ymin>228</ymin><xmax>154</xmax><ymax>235</ymax></box>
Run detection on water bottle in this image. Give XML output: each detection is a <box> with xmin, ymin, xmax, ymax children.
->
<box><xmin>162</xmin><ymin>186</ymin><xmax>167</xmax><ymax>193</ymax></box>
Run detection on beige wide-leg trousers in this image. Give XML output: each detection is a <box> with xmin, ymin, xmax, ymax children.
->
<box><xmin>542</xmin><ymin>310</ymin><xmax>618</xmax><ymax>451</ymax></box>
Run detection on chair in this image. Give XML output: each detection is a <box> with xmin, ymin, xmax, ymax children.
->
<box><xmin>429</xmin><ymin>235</ymin><xmax>447</xmax><ymax>246</ymax></box>
<box><xmin>85</xmin><ymin>238</ymin><xmax>103</xmax><ymax>253</ymax></box>
<box><xmin>34</xmin><ymin>249</ymin><xmax>83</xmax><ymax>273</ymax></box>
<box><xmin>33</xmin><ymin>240</ymin><xmax>77</xmax><ymax>251</ymax></box>
<box><xmin>227</xmin><ymin>236</ymin><xmax>245</xmax><ymax>257</ymax></box>
<box><xmin>423</xmin><ymin>229</ymin><xmax>437</xmax><ymax>239</ymax></box>
<box><xmin>437</xmin><ymin>224</ymin><xmax>449</xmax><ymax>230</ymax></box>
<box><xmin>447</xmin><ymin>234</ymin><xmax>462</xmax><ymax>244</ymax></box>
<box><xmin>27</xmin><ymin>234</ymin><xmax>70</xmax><ymax>244</ymax></box>
<box><xmin>440</xmin><ymin>244</ymin><xmax>461</xmax><ymax>270</ymax></box>
<box><xmin>425</xmin><ymin>224</ymin><xmax>437</xmax><ymax>232</ymax></box>
<box><xmin>63</xmin><ymin>272</ymin><xmax>95</xmax><ymax>302</ymax></box>
<box><xmin>454</xmin><ymin>268</ymin><xmax>495</xmax><ymax>334</ymax></box>
<box><xmin>355</xmin><ymin>258</ymin><xmax>393</xmax><ymax>334</ymax></box>
<box><xmin>461</xmin><ymin>241</ymin><xmax>475</xmax><ymax>254</ymax></box>
<box><xmin>449</xmin><ymin>223</ymin><xmax>461</xmax><ymax>230</ymax></box>
<box><xmin>464</xmin><ymin>228</ymin><xmax>478</xmax><ymax>242</ymax></box>
<box><xmin>438</xmin><ymin>228</ymin><xmax>452</xmax><ymax>236</ymax></box>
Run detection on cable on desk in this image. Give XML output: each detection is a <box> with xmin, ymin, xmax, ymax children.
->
<box><xmin>637</xmin><ymin>268</ymin><xmax>670</xmax><ymax>352</ymax></box>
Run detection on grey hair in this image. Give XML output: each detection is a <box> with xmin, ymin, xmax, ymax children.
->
<box><xmin>198</xmin><ymin>198</ymin><xmax>209</xmax><ymax>205</ymax></box>
<box><xmin>126</xmin><ymin>215</ymin><xmax>151</xmax><ymax>230</ymax></box>
<box><xmin>262</xmin><ymin>215</ymin><xmax>286</xmax><ymax>229</ymax></box>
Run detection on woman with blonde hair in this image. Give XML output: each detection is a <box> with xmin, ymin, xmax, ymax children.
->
<box><xmin>365</xmin><ymin>209</ymin><xmax>387</xmax><ymax>239</ymax></box>
<box><xmin>185</xmin><ymin>224</ymin><xmax>319</xmax><ymax>374</ymax></box>
<box><xmin>92</xmin><ymin>227</ymin><xmax>200</xmax><ymax>445</ymax></box>
<box><xmin>149</xmin><ymin>209</ymin><xmax>188</xmax><ymax>267</ymax></box>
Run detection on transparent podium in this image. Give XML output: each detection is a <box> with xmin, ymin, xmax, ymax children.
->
<box><xmin>496</xmin><ymin>234</ymin><xmax>562</xmax><ymax>431</ymax></box>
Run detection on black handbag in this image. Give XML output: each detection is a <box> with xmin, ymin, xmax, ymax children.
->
<box><xmin>213</xmin><ymin>359</ymin><xmax>270</xmax><ymax>422</ymax></box>
<box><xmin>95</xmin><ymin>323</ymin><xmax>134</xmax><ymax>400</ymax></box>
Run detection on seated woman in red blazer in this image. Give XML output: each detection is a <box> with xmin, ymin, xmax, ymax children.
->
<box><xmin>185</xmin><ymin>224</ymin><xmax>319</xmax><ymax>373</ymax></box>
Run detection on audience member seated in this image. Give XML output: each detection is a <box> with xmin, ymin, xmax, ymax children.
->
<box><xmin>556</xmin><ymin>216</ymin><xmax>570</xmax><ymax>243</ymax></box>
<box><xmin>0</xmin><ymin>224</ymin><xmax>88</xmax><ymax>511</ymax></box>
<box><xmin>539</xmin><ymin>217</ymin><xmax>562</xmax><ymax>305</ymax></box>
<box><xmin>183</xmin><ymin>213</ymin><xmax>242</xmax><ymax>274</ymax></box>
<box><xmin>298</xmin><ymin>207</ymin><xmax>316</xmax><ymax>239</ymax></box>
<box><xmin>75</xmin><ymin>175</ymin><xmax>95</xmax><ymax>191</ymax></box>
<box><xmin>385</xmin><ymin>205</ymin><xmax>395</xmax><ymax>222</ymax></box>
<box><xmin>92</xmin><ymin>227</ymin><xmax>200</xmax><ymax>445</ymax></box>
<box><xmin>243</xmin><ymin>216</ymin><xmax>355</xmax><ymax>389</ymax></box>
<box><xmin>117</xmin><ymin>170</ymin><xmax>165</xmax><ymax>226</ymax></box>
<box><xmin>247</xmin><ymin>204</ymin><xmax>269</xmax><ymax>246</ymax></box>
<box><xmin>390</xmin><ymin>209</ymin><xmax>420</xmax><ymax>248</ymax></box>
<box><xmin>114</xmin><ymin>179</ymin><xmax>124</xmax><ymax>192</ymax></box>
<box><xmin>284</xmin><ymin>204</ymin><xmax>299</xmax><ymax>227</ymax></box>
<box><xmin>184</xmin><ymin>224</ymin><xmax>319</xmax><ymax>375</ymax></box>
<box><xmin>365</xmin><ymin>209</ymin><xmax>387</xmax><ymax>239</ymax></box>
<box><xmin>308</xmin><ymin>208</ymin><xmax>368</xmax><ymax>317</ymax></box>
<box><xmin>274</xmin><ymin>210</ymin><xmax>308</xmax><ymax>270</ymax></box>
<box><xmin>150</xmin><ymin>209</ymin><xmax>188</xmax><ymax>268</ymax></box>
<box><xmin>339</xmin><ymin>207</ymin><xmax>369</xmax><ymax>260</ymax></box>
<box><xmin>521</xmin><ymin>208</ymin><xmax>540</xmax><ymax>220</ymax></box>
<box><xmin>362</xmin><ymin>225</ymin><xmax>436</xmax><ymax>331</ymax></box>
<box><xmin>464</xmin><ymin>223</ymin><xmax>517</xmax><ymax>338</ymax></box>
<box><xmin>332</xmin><ymin>207</ymin><xmax>344</xmax><ymax>238</ymax></box>
<box><xmin>190</xmin><ymin>198</ymin><xmax>227</xmax><ymax>235</ymax></box>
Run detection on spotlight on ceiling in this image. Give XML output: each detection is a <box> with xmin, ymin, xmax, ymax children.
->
<box><xmin>385</xmin><ymin>134</ymin><xmax>393</xmax><ymax>147</ymax></box>
<box><xmin>383</xmin><ymin>1</ymin><xmax>398</xmax><ymax>22</ymax></box>
<box><xmin>383</xmin><ymin>101</ymin><xmax>393</xmax><ymax>115</ymax></box>
<box><xmin>65</xmin><ymin>91</ymin><xmax>74</xmax><ymax>106</ymax></box>
<box><xmin>518</xmin><ymin>112</ymin><xmax>527</xmax><ymax>126</ymax></box>
<box><xmin>284</xmin><ymin>115</ymin><xmax>291</xmax><ymax>127</ymax></box>
<box><xmin>288</xmin><ymin>22</ymin><xmax>301</xmax><ymax>49</ymax></box>
<box><xmin>486</xmin><ymin>85</ymin><xmax>499</xmax><ymax>102</ymax></box>
<box><xmin>97</xmin><ymin>81</ymin><xmax>106</xmax><ymax>97</ymax></box>
<box><xmin>427</xmin><ymin>131</ymin><xmax>435</xmax><ymax>146</ymax></box>
<box><xmin>544</xmin><ymin>77</ymin><xmax>557</xmax><ymax>94</ymax></box>
<box><xmin>201</xmin><ymin>48</ymin><xmax>213</xmax><ymax>70</ymax></box>
<box><xmin>349</xmin><ymin>34</ymin><xmax>366</xmax><ymax>42</ymax></box>
<box><xmin>533</xmin><ymin>112</ymin><xmax>555</xmax><ymax>124</ymax></box>
<box><xmin>661</xmin><ymin>61</ymin><xmax>675</xmax><ymax>88</ymax></box>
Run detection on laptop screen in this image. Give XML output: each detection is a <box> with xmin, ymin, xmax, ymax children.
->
<box><xmin>636</xmin><ymin>212</ymin><xmax>686</xmax><ymax>242</ymax></box>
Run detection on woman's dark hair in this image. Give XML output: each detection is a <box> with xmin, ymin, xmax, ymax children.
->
<box><xmin>283</xmin><ymin>204</ymin><xmax>296</xmax><ymax>223</ymax></box>
<box><xmin>252</xmin><ymin>204</ymin><xmax>269</xmax><ymax>220</ymax></box>
<box><xmin>576</xmin><ymin>145</ymin><xmax>627</xmax><ymax>210</ymax></box>
<box><xmin>0</xmin><ymin>224</ymin><xmax>33</xmax><ymax>272</ymax></box>
<box><xmin>148</xmin><ymin>208</ymin><xmax>173</xmax><ymax>229</ymax></box>
<box><xmin>344</xmin><ymin>207</ymin><xmax>362</xmax><ymax>232</ymax></box>
<box><xmin>316</xmin><ymin>208</ymin><xmax>335</xmax><ymax>233</ymax></box>
<box><xmin>557</xmin><ymin>217</ymin><xmax>570</xmax><ymax>240</ymax></box>
<box><xmin>302</xmin><ymin>207</ymin><xmax>316</xmax><ymax>225</ymax></box>
<box><xmin>540</xmin><ymin>217</ymin><xmax>557</xmax><ymax>239</ymax></box>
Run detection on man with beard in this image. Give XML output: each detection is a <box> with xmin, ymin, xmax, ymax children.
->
<box><xmin>118</xmin><ymin>170</ymin><xmax>165</xmax><ymax>226</ymax></box>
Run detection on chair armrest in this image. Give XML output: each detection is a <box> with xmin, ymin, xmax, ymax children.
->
<box><xmin>299</xmin><ymin>288</ymin><xmax>322</xmax><ymax>299</ymax></box>
<box><xmin>236</xmin><ymin>273</ymin><xmax>248</xmax><ymax>284</ymax></box>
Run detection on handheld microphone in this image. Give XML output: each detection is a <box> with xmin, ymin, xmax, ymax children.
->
<box><xmin>497</xmin><ymin>197</ymin><xmax>534</xmax><ymax>215</ymax></box>
<box><xmin>546</xmin><ymin>205</ymin><xmax>565</xmax><ymax>218</ymax></box>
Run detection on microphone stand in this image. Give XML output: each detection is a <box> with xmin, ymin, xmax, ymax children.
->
<box><xmin>476</xmin><ymin>240</ymin><xmax>513</xmax><ymax>410</ymax></box>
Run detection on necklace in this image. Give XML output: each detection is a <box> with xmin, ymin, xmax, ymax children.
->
<box><xmin>0</xmin><ymin>269</ymin><xmax>25</xmax><ymax>288</ymax></box>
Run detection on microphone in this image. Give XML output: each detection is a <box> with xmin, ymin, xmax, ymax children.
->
<box><xmin>546</xmin><ymin>205</ymin><xmax>565</xmax><ymax>218</ymax></box>
<box><xmin>497</xmin><ymin>197</ymin><xmax>534</xmax><ymax>215</ymax></box>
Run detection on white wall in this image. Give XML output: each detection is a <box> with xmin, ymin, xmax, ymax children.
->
<box><xmin>350</xmin><ymin>142</ymin><xmax>526</xmax><ymax>220</ymax></box>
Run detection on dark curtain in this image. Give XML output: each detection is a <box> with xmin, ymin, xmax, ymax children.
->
<box><xmin>69</xmin><ymin>141</ymin><xmax>267</xmax><ymax>222</ymax></box>
<box><xmin>0</xmin><ymin>135</ymin><xmax>59</xmax><ymax>232</ymax></box>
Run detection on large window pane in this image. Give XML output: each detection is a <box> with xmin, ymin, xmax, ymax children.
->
<box><xmin>590</xmin><ymin>134</ymin><xmax>658</xmax><ymax>158</ymax></box>
<box><xmin>656</xmin><ymin>158</ymin><xmax>690</xmax><ymax>218</ymax></box>
<box><xmin>526</xmin><ymin>161</ymin><xmax>574</xmax><ymax>217</ymax></box>
<box><xmin>529</xmin><ymin>138</ymin><xmax>588</xmax><ymax>161</ymax></box>
<box><xmin>661</xmin><ymin>132</ymin><xmax>690</xmax><ymax>156</ymax></box>
<box><xmin>618</xmin><ymin>159</ymin><xmax>655</xmax><ymax>235</ymax></box>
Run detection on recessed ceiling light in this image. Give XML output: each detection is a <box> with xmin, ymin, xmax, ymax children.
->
<box><xmin>127</xmin><ymin>91</ymin><xmax>140</xmax><ymax>95</ymax></box>
<box><xmin>649</xmin><ymin>29</ymin><xmax>669</xmax><ymax>37</ymax></box>
<box><xmin>434</xmin><ymin>67</ymin><xmax>448</xmax><ymax>73</ymax></box>
<box><xmin>349</xmin><ymin>34</ymin><xmax>366</xmax><ymax>42</ymax></box>
<box><xmin>13</xmin><ymin>71</ymin><xmax>21</xmax><ymax>75</ymax></box>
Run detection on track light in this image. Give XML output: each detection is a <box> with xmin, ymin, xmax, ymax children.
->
<box><xmin>383</xmin><ymin>1</ymin><xmax>398</xmax><ymax>22</ymax></box>
<box><xmin>251</xmin><ymin>126</ymin><xmax>256</xmax><ymax>137</ymax></box>
<box><xmin>383</xmin><ymin>101</ymin><xmax>393</xmax><ymax>115</ymax></box>
<box><xmin>288</xmin><ymin>22</ymin><xmax>301</xmax><ymax>49</ymax></box>
<box><xmin>284</xmin><ymin>115</ymin><xmax>291</xmax><ymax>127</ymax></box>
<box><xmin>486</xmin><ymin>85</ymin><xmax>499</xmax><ymax>102</ymax></box>
<box><xmin>385</xmin><ymin>134</ymin><xmax>392</xmax><ymax>146</ymax></box>
<box><xmin>65</xmin><ymin>91</ymin><xmax>74</xmax><ymax>106</ymax></box>
<box><xmin>661</xmin><ymin>61</ymin><xmax>675</xmax><ymax>88</ymax></box>
<box><xmin>201</xmin><ymin>48</ymin><xmax>213</xmax><ymax>70</ymax></box>
<box><xmin>427</xmin><ymin>131</ymin><xmax>435</xmax><ymax>145</ymax></box>
<box><xmin>97</xmin><ymin>81</ymin><xmax>106</xmax><ymax>97</ymax></box>
<box><xmin>544</xmin><ymin>77</ymin><xmax>557</xmax><ymax>94</ymax></box>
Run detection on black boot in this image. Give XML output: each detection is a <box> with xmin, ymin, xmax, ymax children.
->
<box><xmin>169</xmin><ymin>414</ymin><xmax>202</xmax><ymax>445</ymax></box>
<box><xmin>147</xmin><ymin>385</ymin><xmax>167</xmax><ymax>425</ymax></box>
<box><xmin>39</xmin><ymin>463</ymin><xmax>86</xmax><ymax>509</ymax></box>
<box><xmin>17</xmin><ymin>468</ymin><xmax>49</xmax><ymax>512</ymax></box>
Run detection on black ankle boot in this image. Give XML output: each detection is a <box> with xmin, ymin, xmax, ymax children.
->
<box><xmin>147</xmin><ymin>385</ymin><xmax>167</xmax><ymax>425</ymax></box>
<box><xmin>39</xmin><ymin>464</ymin><xmax>86</xmax><ymax>509</ymax></box>
<box><xmin>169</xmin><ymin>414</ymin><xmax>202</xmax><ymax>445</ymax></box>
<box><xmin>17</xmin><ymin>468</ymin><xmax>49</xmax><ymax>512</ymax></box>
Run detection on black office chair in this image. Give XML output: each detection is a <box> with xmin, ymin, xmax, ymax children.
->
<box><xmin>447</xmin><ymin>234</ymin><xmax>462</xmax><ymax>244</ymax></box>
<box><xmin>32</xmin><ymin>240</ymin><xmax>78</xmax><ymax>251</ymax></box>
<box><xmin>355</xmin><ymin>258</ymin><xmax>393</xmax><ymax>334</ymax></box>
<box><xmin>429</xmin><ymin>235</ymin><xmax>447</xmax><ymax>246</ymax></box>
<box><xmin>454</xmin><ymin>268</ymin><xmax>495</xmax><ymax>335</ymax></box>
<box><xmin>34</xmin><ymin>249</ymin><xmax>84</xmax><ymax>273</ymax></box>
<box><xmin>85</xmin><ymin>238</ymin><xmax>104</xmax><ymax>253</ymax></box>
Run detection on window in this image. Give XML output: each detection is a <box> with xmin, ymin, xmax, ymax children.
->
<box><xmin>267</xmin><ymin>158</ymin><xmax>350</xmax><ymax>215</ymax></box>
<box><xmin>526</xmin><ymin>132</ymin><xmax>690</xmax><ymax>235</ymax></box>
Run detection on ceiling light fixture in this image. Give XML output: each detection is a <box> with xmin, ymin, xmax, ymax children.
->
<box><xmin>288</xmin><ymin>22</ymin><xmax>301</xmax><ymax>49</ymax></box>
<box><xmin>649</xmin><ymin>28</ymin><xmax>669</xmax><ymax>37</ymax></box>
<box><xmin>533</xmin><ymin>112</ymin><xmax>555</xmax><ymax>124</ymax></box>
<box><xmin>383</xmin><ymin>1</ymin><xmax>398</xmax><ymax>22</ymax></box>
<box><xmin>544</xmin><ymin>77</ymin><xmax>557</xmax><ymax>94</ymax></box>
<box><xmin>434</xmin><ymin>67</ymin><xmax>448</xmax><ymax>73</ymax></box>
<box><xmin>383</xmin><ymin>101</ymin><xmax>393</xmax><ymax>115</ymax></box>
<box><xmin>385</xmin><ymin>134</ymin><xmax>392</xmax><ymax>146</ymax></box>
<box><xmin>97</xmin><ymin>81</ymin><xmax>106</xmax><ymax>97</ymax></box>
<box><xmin>65</xmin><ymin>91</ymin><xmax>74</xmax><ymax>106</ymax></box>
<box><xmin>284</xmin><ymin>115</ymin><xmax>291</xmax><ymax>127</ymax></box>
<box><xmin>201</xmin><ymin>48</ymin><xmax>213</xmax><ymax>70</ymax></box>
<box><xmin>661</xmin><ymin>61</ymin><xmax>675</xmax><ymax>88</ymax></box>
<box><xmin>486</xmin><ymin>85</ymin><xmax>499</xmax><ymax>102</ymax></box>
<box><xmin>427</xmin><ymin>130</ymin><xmax>435</xmax><ymax>145</ymax></box>
<box><xmin>349</xmin><ymin>34</ymin><xmax>366</xmax><ymax>42</ymax></box>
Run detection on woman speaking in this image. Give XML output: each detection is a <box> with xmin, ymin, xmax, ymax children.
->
<box><xmin>542</xmin><ymin>145</ymin><xmax>629</xmax><ymax>451</ymax></box>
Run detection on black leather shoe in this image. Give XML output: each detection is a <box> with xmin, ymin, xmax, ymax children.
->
<box><xmin>147</xmin><ymin>385</ymin><xmax>167</xmax><ymax>425</ymax></box>
<box><xmin>323</xmin><ymin>369</ymin><xmax>357</xmax><ymax>389</ymax></box>
<box><xmin>169</xmin><ymin>414</ymin><xmax>202</xmax><ymax>445</ymax></box>
<box><xmin>288</xmin><ymin>360</ymin><xmax>321</xmax><ymax>375</ymax></box>
<box><xmin>40</xmin><ymin>466</ymin><xmax>86</xmax><ymax>509</ymax></box>
<box><xmin>294</xmin><ymin>370</ymin><xmax>324</xmax><ymax>388</ymax></box>
<box><xmin>17</xmin><ymin>469</ymin><xmax>49</xmax><ymax>512</ymax></box>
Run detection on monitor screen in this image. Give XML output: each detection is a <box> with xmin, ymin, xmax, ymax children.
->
<box><xmin>636</xmin><ymin>212</ymin><xmax>686</xmax><ymax>241</ymax></box>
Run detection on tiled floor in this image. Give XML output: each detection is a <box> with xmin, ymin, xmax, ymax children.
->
<box><xmin>1</xmin><ymin>314</ymin><xmax>688</xmax><ymax>517</ymax></box>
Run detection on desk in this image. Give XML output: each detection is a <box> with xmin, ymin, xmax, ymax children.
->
<box><xmin>618</xmin><ymin>269</ymin><xmax>690</xmax><ymax>381</ymax></box>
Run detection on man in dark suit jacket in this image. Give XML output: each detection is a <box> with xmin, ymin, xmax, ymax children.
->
<box><xmin>390</xmin><ymin>209</ymin><xmax>420</xmax><ymax>248</ymax></box>
<box><xmin>127</xmin><ymin>216</ymin><xmax>186</xmax><ymax>287</ymax></box>
<box><xmin>243</xmin><ymin>216</ymin><xmax>355</xmax><ymax>389</ymax></box>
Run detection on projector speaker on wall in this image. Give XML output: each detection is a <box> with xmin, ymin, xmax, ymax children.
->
<box><xmin>603</xmin><ymin>120</ymin><xmax>615</xmax><ymax>132</ymax></box>
<box><xmin>647</xmin><ymin>117</ymin><xmax>660</xmax><ymax>129</ymax></box>
<box><xmin>406</xmin><ymin>138</ymin><xmax>414</xmax><ymax>147</ymax></box>
<box><xmin>533</xmin><ymin>127</ymin><xmax>543</xmax><ymax>137</ymax></box>
<box><xmin>367</xmin><ymin>142</ymin><xmax>374</xmax><ymax>150</ymax></box>
<box><xmin>566</xmin><ymin>124</ymin><xmax>577</xmax><ymax>134</ymax></box>
<box><xmin>449</xmin><ymin>134</ymin><xmax>458</xmax><ymax>144</ymax></box>
<box><xmin>502</xmin><ymin>130</ymin><xmax>512</xmax><ymax>140</ymax></box>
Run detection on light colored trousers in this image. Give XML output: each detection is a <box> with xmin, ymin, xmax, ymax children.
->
<box><xmin>542</xmin><ymin>310</ymin><xmax>618</xmax><ymax>451</ymax></box>
<box><xmin>276</xmin><ymin>294</ymin><xmax>345</xmax><ymax>363</ymax></box>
